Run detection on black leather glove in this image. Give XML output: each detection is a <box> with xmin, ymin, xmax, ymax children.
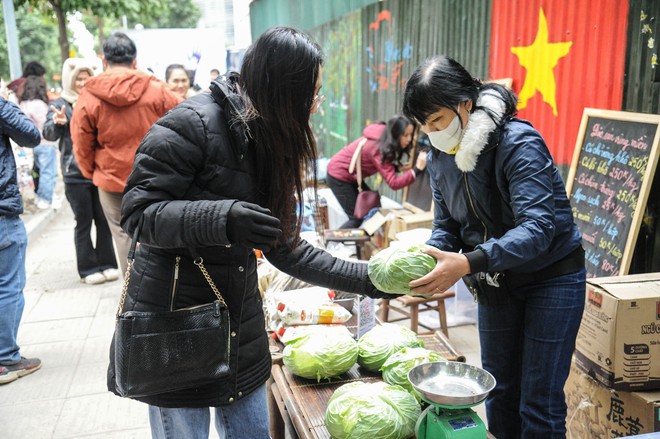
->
<box><xmin>226</xmin><ymin>201</ymin><xmax>282</xmax><ymax>252</ymax></box>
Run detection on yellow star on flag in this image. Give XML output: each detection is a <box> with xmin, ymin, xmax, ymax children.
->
<box><xmin>511</xmin><ymin>8</ymin><xmax>572</xmax><ymax>116</ymax></box>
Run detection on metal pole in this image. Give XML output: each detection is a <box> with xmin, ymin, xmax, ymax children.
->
<box><xmin>2</xmin><ymin>0</ymin><xmax>22</xmax><ymax>79</ymax></box>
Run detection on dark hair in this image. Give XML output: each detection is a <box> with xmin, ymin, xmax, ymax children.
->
<box><xmin>102</xmin><ymin>32</ymin><xmax>137</xmax><ymax>66</ymax></box>
<box><xmin>378</xmin><ymin>115</ymin><xmax>414</xmax><ymax>165</ymax></box>
<box><xmin>238</xmin><ymin>26</ymin><xmax>323</xmax><ymax>246</ymax></box>
<box><xmin>165</xmin><ymin>64</ymin><xmax>187</xmax><ymax>82</ymax></box>
<box><xmin>210</xmin><ymin>69</ymin><xmax>220</xmax><ymax>75</ymax></box>
<box><xmin>21</xmin><ymin>75</ymin><xmax>49</xmax><ymax>103</ymax></box>
<box><xmin>23</xmin><ymin>61</ymin><xmax>46</xmax><ymax>77</ymax></box>
<box><xmin>403</xmin><ymin>55</ymin><xmax>517</xmax><ymax>126</ymax></box>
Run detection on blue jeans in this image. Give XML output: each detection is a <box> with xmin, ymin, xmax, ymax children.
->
<box><xmin>0</xmin><ymin>216</ymin><xmax>27</xmax><ymax>364</ymax></box>
<box><xmin>478</xmin><ymin>268</ymin><xmax>586</xmax><ymax>439</ymax></box>
<box><xmin>33</xmin><ymin>145</ymin><xmax>58</xmax><ymax>203</ymax></box>
<box><xmin>148</xmin><ymin>383</ymin><xmax>270</xmax><ymax>438</ymax></box>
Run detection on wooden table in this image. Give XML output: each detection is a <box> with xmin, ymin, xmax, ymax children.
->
<box><xmin>268</xmin><ymin>331</ymin><xmax>467</xmax><ymax>439</ymax></box>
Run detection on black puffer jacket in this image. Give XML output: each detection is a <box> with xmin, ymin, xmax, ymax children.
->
<box><xmin>112</xmin><ymin>77</ymin><xmax>383</xmax><ymax>407</ymax></box>
<box><xmin>43</xmin><ymin>98</ymin><xmax>89</xmax><ymax>184</ymax></box>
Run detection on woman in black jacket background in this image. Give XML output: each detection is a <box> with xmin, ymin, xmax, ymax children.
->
<box><xmin>43</xmin><ymin>58</ymin><xmax>118</xmax><ymax>285</ymax></box>
<box><xmin>113</xmin><ymin>26</ymin><xmax>390</xmax><ymax>438</ymax></box>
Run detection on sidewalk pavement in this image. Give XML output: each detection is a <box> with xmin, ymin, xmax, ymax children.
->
<box><xmin>1</xmin><ymin>204</ymin><xmax>152</xmax><ymax>438</ymax></box>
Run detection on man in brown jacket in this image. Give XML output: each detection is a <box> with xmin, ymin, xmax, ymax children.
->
<box><xmin>71</xmin><ymin>32</ymin><xmax>181</xmax><ymax>274</ymax></box>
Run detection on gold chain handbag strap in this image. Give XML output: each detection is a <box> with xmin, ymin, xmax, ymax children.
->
<box><xmin>115</xmin><ymin>219</ymin><xmax>228</xmax><ymax>316</ymax></box>
<box><xmin>116</xmin><ymin>256</ymin><xmax>228</xmax><ymax>317</ymax></box>
<box><xmin>193</xmin><ymin>257</ymin><xmax>227</xmax><ymax>307</ymax></box>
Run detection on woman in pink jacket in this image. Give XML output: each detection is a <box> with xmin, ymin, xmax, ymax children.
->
<box><xmin>326</xmin><ymin>115</ymin><xmax>427</xmax><ymax>228</ymax></box>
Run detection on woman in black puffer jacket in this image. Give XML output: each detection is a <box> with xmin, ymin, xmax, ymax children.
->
<box><xmin>112</xmin><ymin>27</ymin><xmax>391</xmax><ymax>438</ymax></box>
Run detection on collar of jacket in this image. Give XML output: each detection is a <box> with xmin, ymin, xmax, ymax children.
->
<box><xmin>209</xmin><ymin>74</ymin><xmax>250</xmax><ymax>160</ymax></box>
<box><xmin>455</xmin><ymin>90</ymin><xmax>507</xmax><ymax>172</ymax></box>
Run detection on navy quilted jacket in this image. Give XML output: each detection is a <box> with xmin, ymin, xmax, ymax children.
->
<box><xmin>427</xmin><ymin>118</ymin><xmax>582</xmax><ymax>274</ymax></box>
<box><xmin>0</xmin><ymin>98</ymin><xmax>41</xmax><ymax>216</ymax></box>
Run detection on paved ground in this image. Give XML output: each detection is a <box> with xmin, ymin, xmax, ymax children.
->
<box><xmin>1</xmin><ymin>204</ymin><xmax>152</xmax><ymax>438</ymax></box>
<box><xmin>1</xmin><ymin>201</ymin><xmax>483</xmax><ymax>438</ymax></box>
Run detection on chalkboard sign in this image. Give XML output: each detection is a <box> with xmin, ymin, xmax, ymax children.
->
<box><xmin>566</xmin><ymin>109</ymin><xmax>660</xmax><ymax>278</ymax></box>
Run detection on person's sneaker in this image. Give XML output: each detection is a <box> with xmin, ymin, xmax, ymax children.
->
<box><xmin>0</xmin><ymin>357</ymin><xmax>41</xmax><ymax>383</ymax></box>
<box><xmin>82</xmin><ymin>272</ymin><xmax>106</xmax><ymax>285</ymax></box>
<box><xmin>51</xmin><ymin>196</ymin><xmax>63</xmax><ymax>210</ymax></box>
<box><xmin>35</xmin><ymin>197</ymin><xmax>51</xmax><ymax>210</ymax></box>
<box><xmin>0</xmin><ymin>366</ymin><xmax>18</xmax><ymax>384</ymax></box>
<box><xmin>102</xmin><ymin>268</ymin><xmax>121</xmax><ymax>282</ymax></box>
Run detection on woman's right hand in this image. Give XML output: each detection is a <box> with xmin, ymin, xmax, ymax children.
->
<box><xmin>415</xmin><ymin>151</ymin><xmax>428</xmax><ymax>170</ymax></box>
<box><xmin>50</xmin><ymin>105</ymin><xmax>67</xmax><ymax>125</ymax></box>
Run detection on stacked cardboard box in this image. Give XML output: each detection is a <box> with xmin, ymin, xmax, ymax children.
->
<box><xmin>565</xmin><ymin>273</ymin><xmax>660</xmax><ymax>437</ymax></box>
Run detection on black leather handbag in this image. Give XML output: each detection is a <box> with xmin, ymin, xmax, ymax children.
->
<box><xmin>112</xmin><ymin>228</ymin><xmax>231</xmax><ymax>398</ymax></box>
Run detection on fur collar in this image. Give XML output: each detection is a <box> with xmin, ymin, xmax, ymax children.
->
<box><xmin>455</xmin><ymin>90</ymin><xmax>507</xmax><ymax>172</ymax></box>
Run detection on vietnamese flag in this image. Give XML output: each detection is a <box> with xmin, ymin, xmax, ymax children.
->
<box><xmin>489</xmin><ymin>0</ymin><xmax>629</xmax><ymax>167</ymax></box>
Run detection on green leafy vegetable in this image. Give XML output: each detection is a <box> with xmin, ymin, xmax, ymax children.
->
<box><xmin>283</xmin><ymin>330</ymin><xmax>357</xmax><ymax>381</ymax></box>
<box><xmin>368</xmin><ymin>245</ymin><xmax>437</xmax><ymax>294</ymax></box>
<box><xmin>381</xmin><ymin>347</ymin><xmax>444</xmax><ymax>392</ymax></box>
<box><xmin>324</xmin><ymin>381</ymin><xmax>421</xmax><ymax>439</ymax></box>
<box><xmin>357</xmin><ymin>324</ymin><xmax>424</xmax><ymax>372</ymax></box>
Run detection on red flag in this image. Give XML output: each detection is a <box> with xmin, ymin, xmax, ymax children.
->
<box><xmin>489</xmin><ymin>0</ymin><xmax>629</xmax><ymax>166</ymax></box>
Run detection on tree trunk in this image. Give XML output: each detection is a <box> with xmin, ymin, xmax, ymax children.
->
<box><xmin>97</xmin><ymin>16</ymin><xmax>104</xmax><ymax>49</ymax></box>
<box><xmin>51</xmin><ymin>0</ymin><xmax>69</xmax><ymax>63</ymax></box>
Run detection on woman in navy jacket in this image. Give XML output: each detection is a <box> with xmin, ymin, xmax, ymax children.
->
<box><xmin>403</xmin><ymin>56</ymin><xmax>585</xmax><ymax>438</ymax></box>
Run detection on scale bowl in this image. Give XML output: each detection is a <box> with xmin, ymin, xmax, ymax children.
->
<box><xmin>408</xmin><ymin>361</ymin><xmax>496</xmax><ymax>407</ymax></box>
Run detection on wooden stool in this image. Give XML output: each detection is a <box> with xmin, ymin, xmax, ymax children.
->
<box><xmin>380</xmin><ymin>291</ymin><xmax>456</xmax><ymax>336</ymax></box>
<box><xmin>323</xmin><ymin>229</ymin><xmax>371</xmax><ymax>260</ymax></box>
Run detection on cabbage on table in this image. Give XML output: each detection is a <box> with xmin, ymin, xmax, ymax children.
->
<box><xmin>324</xmin><ymin>381</ymin><xmax>420</xmax><ymax>439</ymax></box>
<box><xmin>283</xmin><ymin>329</ymin><xmax>358</xmax><ymax>381</ymax></box>
<box><xmin>357</xmin><ymin>324</ymin><xmax>424</xmax><ymax>372</ymax></box>
<box><xmin>381</xmin><ymin>347</ymin><xmax>444</xmax><ymax>392</ymax></box>
<box><xmin>368</xmin><ymin>245</ymin><xmax>436</xmax><ymax>294</ymax></box>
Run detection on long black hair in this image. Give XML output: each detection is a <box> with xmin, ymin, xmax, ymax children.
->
<box><xmin>403</xmin><ymin>55</ymin><xmax>517</xmax><ymax>126</ymax></box>
<box><xmin>21</xmin><ymin>75</ymin><xmax>49</xmax><ymax>104</ymax></box>
<box><xmin>238</xmin><ymin>26</ymin><xmax>323</xmax><ymax>246</ymax></box>
<box><xmin>378</xmin><ymin>115</ymin><xmax>413</xmax><ymax>166</ymax></box>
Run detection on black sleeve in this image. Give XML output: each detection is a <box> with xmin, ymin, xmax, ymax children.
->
<box><xmin>121</xmin><ymin>106</ymin><xmax>235</xmax><ymax>248</ymax></box>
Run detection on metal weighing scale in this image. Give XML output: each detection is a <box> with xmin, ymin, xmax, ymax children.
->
<box><xmin>408</xmin><ymin>361</ymin><xmax>496</xmax><ymax>439</ymax></box>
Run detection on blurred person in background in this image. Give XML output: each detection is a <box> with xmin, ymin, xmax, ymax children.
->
<box><xmin>0</xmin><ymin>86</ymin><xmax>42</xmax><ymax>385</ymax></box>
<box><xmin>19</xmin><ymin>75</ymin><xmax>59</xmax><ymax>210</ymax></box>
<box><xmin>165</xmin><ymin>63</ymin><xmax>192</xmax><ymax>99</ymax></box>
<box><xmin>326</xmin><ymin>115</ymin><xmax>427</xmax><ymax>228</ymax></box>
<box><xmin>7</xmin><ymin>61</ymin><xmax>46</xmax><ymax>103</ymax></box>
<box><xmin>44</xmin><ymin>58</ymin><xmax>119</xmax><ymax>285</ymax></box>
<box><xmin>71</xmin><ymin>32</ymin><xmax>181</xmax><ymax>275</ymax></box>
<box><xmin>209</xmin><ymin>68</ymin><xmax>220</xmax><ymax>81</ymax></box>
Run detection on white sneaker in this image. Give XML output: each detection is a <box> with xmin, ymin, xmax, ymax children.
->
<box><xmin>51</xmin><ymin>196</ymin><xmax>63</xmax><ymax>210</ymax></box>
<box><xmin>102</xmin><ymin>268</ymin><xmax>121</xmax><ymax>282</ymax></box>
<box><xmin>81</xmin><ymin>272</ymin><xmax>106</xmax><ymax>285</ymax></box>
<box><xmin>35</xmin><ymin>198</ymin><xmax>51</xmax><ymax>210</ymax></box>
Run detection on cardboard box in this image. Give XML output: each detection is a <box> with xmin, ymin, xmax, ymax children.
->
<box><xmin>387</xmin><ymin>210</ymin><xmax>434</xmax><ymax>241</ymax></box>
<box><xmin>574</xmin><ymin>273</ymin><xmax>660</xmax><ymax>391</ymax></box>
<box><xmin>565</xmin><ymin>362</ymin><xmax>660</xmax><ymax>438</ymax></box>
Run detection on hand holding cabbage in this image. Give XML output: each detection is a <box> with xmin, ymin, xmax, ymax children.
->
<box><xmin>368</xmin><ymin>245</ymin><xmax>437</xmax><ymax>294</ymax></box>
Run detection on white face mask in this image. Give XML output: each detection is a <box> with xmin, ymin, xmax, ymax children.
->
<box><xmin>427</xmin><ymin>111</ymin><xmax>464</xmax><ymax>153</ymax></box>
